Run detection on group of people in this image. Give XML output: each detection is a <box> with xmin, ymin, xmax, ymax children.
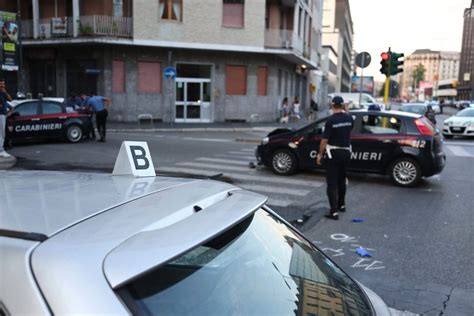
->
<box><xmin>279</xmin><ymin>96</ymin><xmax>301</xmax><ymax>123</ymax></box>
<box><xmin>66</xmin><ymin>92</ymin><xmax>111</xmax><ymax>142</ymax></box>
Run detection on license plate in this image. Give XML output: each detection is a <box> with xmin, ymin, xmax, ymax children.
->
<box><xmin>452</xmin><ymin>127</ymin><xmax>461</xmax><ymax>131</ymax></box>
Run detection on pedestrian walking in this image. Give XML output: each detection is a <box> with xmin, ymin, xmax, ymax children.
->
<box><xmin>316</xmin><ymin>96</ymin><xmax>354</xmax><ymax>220</ymax></box>
<box><xmin>290</xmin><ymin>96</ymin><xmax>301</xmax><ymax>122</ymax></box>
<box><xmin>0</xmin><ymin>78</ymin><xmax>12</xmax><ymax>157</ymax></box>
<box><xmin>87</xmin><ymin>93</ymin><xmax>110</xmax><ymax>142</ymax></box>
<box><xmin>280</xmin><ymin>97</ymin><xmax>289</xmax><ymax>124</ymax></box>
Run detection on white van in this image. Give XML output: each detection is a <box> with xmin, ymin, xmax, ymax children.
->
<box><xmin>328</xmin><ymin>93</ymin><xmax>387</xmax><ymax>110</ymax></box>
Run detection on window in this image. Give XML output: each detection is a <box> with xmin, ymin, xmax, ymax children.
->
<box><xmin>223</xmin><ymin>0</ymin><xmax>244</xmax><ymax>28</ymax></box>
<box><xmin>225</xmin><ymin>65</ymin><xmax>247</xmax><ymax>95</ymax></box>
<box><xmin>112</xmin><ymin>60</ymin><xmax>125</xmax><ymax>93</ymax></box>
<box><xmin>257</xmin><ymin>66</ymin><xmax>268</xmax><ymax>96</ymax></box>
<box><xmin>15</xmin><ymin>102</ymin><xmax>38</xmax><ymax>116</ymax></box>
<box><xmin>118</xmin><ymin>209</ymin><xmax>373</xmax><ymax>316</ymax></box>
<box><xmin>159</xmin><ymin>0</ymin><xmax>182</xmax><ymax>21</ymax></box>
<box><xmin>361</xmin><ymin>115</ymin><xmax>402</xmax><ymax>134</ymax></box>
<box><xmin>42</xmin><ymin>102</ymin><xmax>63</xmax><ymax>114</ymax></box>
<box><xmin>138</xmin><ymin>62</ymin><xmax>162</xmax><ymax>94</ymax></box>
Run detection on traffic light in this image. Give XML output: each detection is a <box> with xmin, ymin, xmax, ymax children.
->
<box><xmin>389</xmin><ymin>52</ymin><xmax>404</xmax><ymax>75</ymax></box>
<box><xmin>380</xmin><ymin>52</ymin><xmax>390</xmax><ymax>76</ymax></box>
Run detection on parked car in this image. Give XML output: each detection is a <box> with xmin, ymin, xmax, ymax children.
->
<box><xmin>442</xmin><ymin>108</ymin><xmax>474</xmax><ymax>138</ymax></box>
<box><xmin>424</xmin><ymin>101</ymin><xmax>441</xmax><ymax>114</ymax></box>
<box><xmin>0</xmin><ymin>169</ymin><xmax>394</xmax><ymax>315</ymax></box>
<box><xmin>256</xmin><ymin>110</ymin><xmax>445</xmax><ymax>187</ymax></box>
<box><xmin>6</xmin><ymin>98</ymin><xmax>92</xmax><ymax>143</ymax></box>
<box><xmin>455</xmin><ymin>100</ymin><xmax>473</xmax><ymax>110</ymax></box>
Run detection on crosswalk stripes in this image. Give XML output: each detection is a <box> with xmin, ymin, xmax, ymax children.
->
<box><xmin>445</xmin><ymin>145</ymin><xmax>473</xmax><ymax>158</ymax></box>
<box><xmin>158</xmin><ymin>147</ymin><xmax>325</xmax><ymax>208</ymax></box>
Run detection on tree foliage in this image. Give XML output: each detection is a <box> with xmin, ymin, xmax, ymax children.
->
<box><xmin>412</xmin><ymin>63</ymin><xmax>426</xmax><ymax>89</ymax></box>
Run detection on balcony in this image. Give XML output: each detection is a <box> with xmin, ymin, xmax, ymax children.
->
<box><xmin>21</xmin><ymin>15</ymin><xmax>133</xmax><ymax>40</ymax></box>
<box><xmin>264</xmin><ymin>28</ymin><xmax>311</xmax><ymax>57</ymax></box>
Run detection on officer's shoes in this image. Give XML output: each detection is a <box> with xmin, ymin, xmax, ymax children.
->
<box><xmin>339</xmin><ymin>205</ymin><xmax>346</xmax><ymax>212</ymax></box>
<box><xmin>324</xmin><ymin>213</ymin><xmax>339</xmax><ymax>220</ymax></box>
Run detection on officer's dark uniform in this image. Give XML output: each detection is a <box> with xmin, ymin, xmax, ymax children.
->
<box><xmin>322</xmin><ymin>111</ymin><xmax>354</xmax><ymax>216</ymax></box>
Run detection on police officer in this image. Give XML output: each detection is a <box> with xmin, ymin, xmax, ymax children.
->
<box><xmin>316</xmin><ymin>96</ymin><xmax>354</xmax><ymax>220</ymax></box>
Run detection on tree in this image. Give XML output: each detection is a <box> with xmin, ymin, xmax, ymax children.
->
<box><xmin>411</xmin><ymin>63</ymin><xmax>426</xmax><ymax>91</ymax></box>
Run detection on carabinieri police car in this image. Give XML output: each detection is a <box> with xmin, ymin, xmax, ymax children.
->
<box><xmin>7</xmin><ymin>98</ymin><xmax>92</xmax><ymax>144</ymax></box>
<box><xmin>256</xmin><ymin>110</ymin><xmax>446</xmax><ymax>187</ymax></box>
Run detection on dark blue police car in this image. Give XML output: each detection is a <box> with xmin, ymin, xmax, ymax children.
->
<box><xmin>256</xmin><ymin>110</ymin><xmax>446</xmax><ymax>187</ymax></box>
<box><xmin>7</xmin><ymin>98</ymin><xmax>92</xmax><ymax>144</ymax></box>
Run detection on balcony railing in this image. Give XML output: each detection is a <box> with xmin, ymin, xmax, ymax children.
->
<box><xmin>264</xmin><ymin>28</ymin><xmax>311</xmax><ymax>58</ymax></box>
<box><xmin>21</xmin><ymin>15</ymin><xmax>133</xmax><ymax>39</ymax></box>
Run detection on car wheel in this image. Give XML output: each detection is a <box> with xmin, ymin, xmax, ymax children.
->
<box><xmin>270</xmin><ymin>149</ymin><xmax>298</xmax><ymax>175</ymax></box>
<box><xmin>388</xmin><ymin>157</ymin><xmax>421</xmax><ymax>187</ymax></box>
<box><xmin>443</xmin><ymin>134</ymin><xmax>453</xmax><ymax>139</ymax></box>
<box><xmin>66</xmin><ymin>125</ymin><xmax>83</xmax><ymax>143</ymax></box>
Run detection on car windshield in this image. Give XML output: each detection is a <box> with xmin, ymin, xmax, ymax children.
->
<box><xmin>401</xmin><ymin>105</ymin><xmax>425</xmax><ymax>114</ymax></box>
<box><xmin>456</xmin><ymin>109</ymin><xmax>474</xmax><ymax>117</ymax></box>
<box><xmin>119</xmin><ymin>209</ymin><xmax>373</xmax><ymax>316</ymax></box>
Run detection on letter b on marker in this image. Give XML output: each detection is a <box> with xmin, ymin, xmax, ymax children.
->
<box><xmin>130</xmin><ymin>146</ymin><xmax>150</xmax><ymax>170</ymax></box>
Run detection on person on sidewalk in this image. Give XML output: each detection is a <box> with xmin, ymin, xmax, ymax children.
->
<box><xmin>87</xmin><ymin>93</ymin><xmax>110</xmax><ymax>142</ymax></box>
<box><xmin>316</xmin><ymin>96</ymin><xmax>354</xmax><ymax>220</ymax></box>
<box><xmin>280</xmin><ymin>97</ymin><xmax>289</xmax><ymax>124</ymax></box>
<box><xmin>0</xmin><ymin>78</ymin><xmax>12</xmax><ymax>157</ymax></box>
<box><xmin>290</xmin><ymin>96</ymin><xmax>301</xmax><ymax>122</ymax></box>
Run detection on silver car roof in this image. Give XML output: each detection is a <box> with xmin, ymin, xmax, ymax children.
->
<box><xmin>1</xmin><ymin>170</ymin><xmax>267</xmax><ymax>314</ymax></box>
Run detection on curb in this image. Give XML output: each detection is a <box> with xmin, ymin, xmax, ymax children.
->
<box><xmin>107</xmin><ymin>127</ymin><xmax>279</xmax><ymax>133</ymax></box>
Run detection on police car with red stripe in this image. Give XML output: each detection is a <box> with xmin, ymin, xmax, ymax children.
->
<box><xmin>256</xmin><ymin>110</ymin><xmax>446</xmax><ymax>187</ymax></box>
<box><xmin>7</xmin><ymin>98</ymin><xmax>92</xmax><ymax>144</ymax></box>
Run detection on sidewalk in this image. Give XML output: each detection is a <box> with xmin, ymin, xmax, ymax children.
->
<box><xmin>0</xmin><ymin>154</ymin><xmax>16</xmax><ymax>170</ymax></box>
<box><xmin>107</xmin><ymin>120</ymin><xmax>308</xmax><ymax>133</ymax></box>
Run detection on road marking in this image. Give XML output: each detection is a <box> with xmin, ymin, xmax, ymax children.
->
<box><xmin>239</xmin><ymin>184</ymin><xmax>310</xmax><ymax>196</ymax></box>
<box><xmin>265</xmin><ymin>199</ymin><xmax>292</xmax><ymax>207</ymax></box>
<box><xmin>214</xmin><ymin>154</ymin><xmax>255</xmax><ymax>160</ymax></box>
<box><xmin>444</xmin><ymin>141</ymin><xmax>474</xmax><ymax>147</ymax></box>
<box><xmin>227</xmin><ymin>172</ymin><xmax>324</xmax><ymax>187</ymax></box>
<box><xmin>228</xmin><ymin>151</ymin><xmax>257</xmax><ymax>156</ymax></box>
<box><xmin>241</xmin><ymin>148</ymin><xmax>256</xmax><ymax>152</ymax></box>
<box><xmin>176</xmin><ymin>161</ymin><xmax>251</xmax><ymax>172</ymax></box>
<box><xmin>182</xmin><ymin>137</ymin><xmax>233</xmax><ymax>143</ymax></box>
<box><xmin>446</xmin><ymin>145</ymin><xmax>473</xmax><ymax>157</ymax></box>
<box><xmin>196</xmin><ymin>157</ymin><xmax>249</xmax><ymax>166</ymax></box>
<box><xmin>157</xmin><ymin>167</ymin><xmax>219</xmax><ymax>177</ymax></box>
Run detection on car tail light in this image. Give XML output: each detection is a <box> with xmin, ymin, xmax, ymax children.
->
<box><xmin>415</xmin><ymin>118</ymin><xmax>434</xmax><ymax>136</ymax></box>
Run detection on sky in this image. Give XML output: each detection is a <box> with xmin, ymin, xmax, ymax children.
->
<box><xmin>350</xmin><ymin>0</ymin><xmax>470</xmax><ymax>82</ymax></box>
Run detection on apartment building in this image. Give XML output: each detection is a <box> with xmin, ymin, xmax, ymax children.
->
<box><xmin>400</xmin><ymin>49</ymin><xmax>460</xmax><ymax>100</ymax></box>
<box><xmin>0</xmin><ymin>0</ymin><xmax>322</xmax><ymax>123</ymax></box>
<box><xmin>458</xmin><ymin>0</ymin><xmax>474</xmax><ymax>101</ymax></box>
<box><xmin>321</xmin><ymin>0</ymin><xmax>353</xmax><ymax>92</ymax></box>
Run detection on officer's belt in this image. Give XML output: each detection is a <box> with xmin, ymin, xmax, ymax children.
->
<box><xmin>326</xmin><ymin>144</ymin><xmax>351</xmax><ymax>159</ymax></box>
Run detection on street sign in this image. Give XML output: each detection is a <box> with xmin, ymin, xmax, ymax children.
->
<box><xmin>164</xmin><ymin>66</ymin><xmax>177</xmax><ymax>80</ymax></box>
<box><xmin>355</xmin><ymin>52</ymin><xmax>371</xmax><ymax>68</ymax></box>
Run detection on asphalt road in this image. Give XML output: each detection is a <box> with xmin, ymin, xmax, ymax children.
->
<box><xmin>5</xmin><ymin>107</ymin><xmax>474</xmax><ymax>315</ymax></box>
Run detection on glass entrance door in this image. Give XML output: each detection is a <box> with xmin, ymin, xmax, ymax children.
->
<box><xmin>175</xmin><ymin>79</ymin><xmax>212</xmax><ymax>122</ymax></box>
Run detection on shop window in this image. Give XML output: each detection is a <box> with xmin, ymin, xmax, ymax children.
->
<box><xmin>112</xmin><ymin>60</ymin><xmax>125</xmax><ymax>93</ymax></box>
<box><xmin>138</xmin><ymin>62</ymin><xmax>162</xmax><ymax>94</ymax></box>
<box><xmin>223</xmin><ymin>0</ymin><xmax>244</xmax><ymax>28</ymax></box>
<box><xmin>257</xmin><ymin>66</ymin><xmax>268</xmax><ymax>96</ymax></box>
<box><xmin>225</xmin><ymin>65</ymin><xmax>247</xmax><ymax>95</ymax></box>
<box><xmin>159</xmin><ymin>0</ymin><xmax>182</xmax><ymax>21</ymax></box>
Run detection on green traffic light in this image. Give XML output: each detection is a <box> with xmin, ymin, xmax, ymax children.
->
<box><xmin>389</xmin><ymin>52</ymin><xmax>404</xmax><ymax>75</ymax></box>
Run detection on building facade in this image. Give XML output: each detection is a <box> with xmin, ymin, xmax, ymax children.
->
<box><xmin>1</xmin><ymin>0</ymin><xmax>323</xmax><ymax>123</ymax></box>
<box><xmin>321</xmin><ymin>0</ymin><xmax>353</xmax><ymax>93</ymax></box>
<box><xmin>400</xmin><ymin>49</ymin><xmax>460</xmax><ymax>100</ymax></box>
<box><xmin>458</xmin><ymin>0</ymin><xmax>474</xmax><ymax>101</ymax></box>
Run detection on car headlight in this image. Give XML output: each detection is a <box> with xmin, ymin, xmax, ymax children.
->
<box><xmin>261</xmin><ymin>137</ymin><xmax>269</xmax><ymax>145</ymax></box>
<box><xmin>443</xmin><ymin>121</ymin><xmax>449</xmax><ymax>126</ymax></box>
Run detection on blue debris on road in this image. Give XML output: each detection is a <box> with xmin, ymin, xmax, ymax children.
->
<box><xmin>355</xmin><ymin>247</ymin><xmax>372</xmax><ymax>257</ymax></box>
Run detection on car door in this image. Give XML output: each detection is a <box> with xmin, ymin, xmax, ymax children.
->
<box><xmin>350</xmin><ymin>113</ymin><xmax>404</xmax><ymax>172</ymax></box>
<box><xmin>10</xmin><ymin>101</ymin><xmax>41</xmax><ymax>140</ymax></box>
<box><xmin>39</xmin><ymin>101</ymin><xmax>67</xmax><ymax>138</ymax></box>
<box><xmin>297</xmin><ymin>119</ymin><xmax>327</xmax><ymax>170</ymax></box>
